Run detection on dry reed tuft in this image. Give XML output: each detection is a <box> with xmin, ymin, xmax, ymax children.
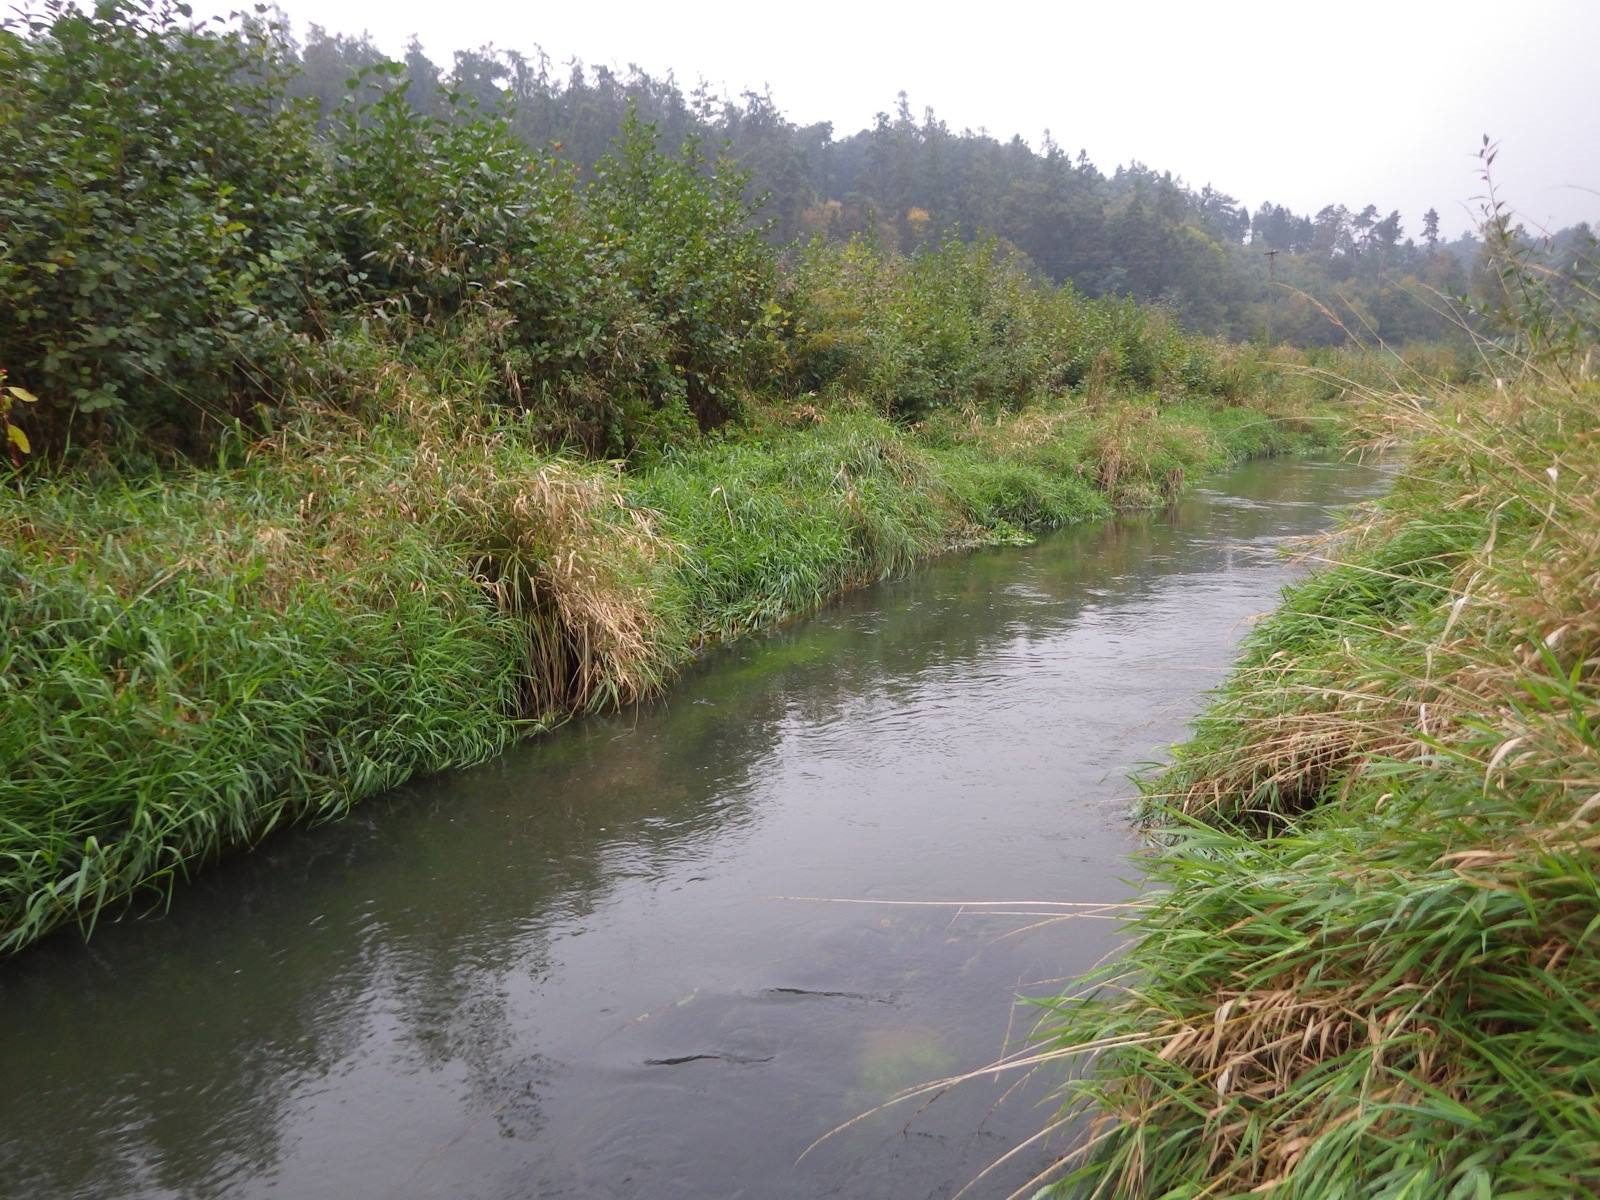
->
<box><xmin>277</xmin><ymin>386</ymin><xmax>679</xmax><ymax>713</ymax></box>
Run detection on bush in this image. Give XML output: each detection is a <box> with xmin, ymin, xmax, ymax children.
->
<box><xmin>326</xmin><ymin>78</ymin><xmax>690</xmax><ymax>455</ymax></box>
<box><xmin>590</xmin><ymin>110</ymin><xmax>782</xmax><ymax>434</ymax></box>
<box><xmin>0</xmin><ymin>0</ymin><xmax>341</xmax><ymax>451</ymax></box>
<box><xmin>782</xmin><ymin>236</ymin><xmax>1241</xmax><ymax>420</ymax></box>
<box><xmin>0</xmin><ymin>3</ymin><xmax>785</xmax><ymax>462</ymax></box>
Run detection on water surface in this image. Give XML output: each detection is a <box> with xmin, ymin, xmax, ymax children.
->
<box><xmin>0</xmin><ymin>456</ymin><xmax>1389</xmax><ymax>1200</ymax></box>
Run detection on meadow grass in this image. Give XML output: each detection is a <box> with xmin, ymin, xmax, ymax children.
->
<box><xmin>1027</xmin><ymin>372</ymin><xmax>1600</xmax><ymax>1199</ymax></box>
<box><xmin>0</xmin><ymin>379</ymin><xmax>1333</xmax><ymax>956</ymax></box>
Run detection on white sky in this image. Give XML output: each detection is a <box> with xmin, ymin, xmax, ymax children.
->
<box><xmin>231</xmin><ymin>0</ymin><xmax>1598</xmax><ymax>240</ymax></box>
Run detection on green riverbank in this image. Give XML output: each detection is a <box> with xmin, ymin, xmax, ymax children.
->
<box><xmin>1034</xmin><ymin>374</ymin><xmax>1600</xmax><ymax>1197</ymax></box>
<box><xmin>0</xmin><ymin>384</ymin><xmax>1332</xmax><ymax>956</ymax></box>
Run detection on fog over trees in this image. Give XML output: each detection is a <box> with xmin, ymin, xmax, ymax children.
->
<box><xmin>284</xmin><ymin>23</ymin><xmax>1594</xmax><ymax>348</ymax></box>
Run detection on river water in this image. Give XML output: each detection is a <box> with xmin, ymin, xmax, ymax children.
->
<box><xmin>0</xmin><ymin>455</ymin><xmax>1388</xmax><ymax>1200</ymax></box>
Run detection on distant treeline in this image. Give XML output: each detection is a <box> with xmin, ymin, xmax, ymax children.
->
<box><xmin>281</xmin><ymin>22</ymin><xmax>1595</xmax><ymax>347</ymax></box>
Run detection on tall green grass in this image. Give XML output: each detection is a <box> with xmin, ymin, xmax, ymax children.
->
<box><xmin>0</xmin><ymin>380</ymin><xmax>1334</xmax><ymax>956</ymax></box>
<box><xmin>1</xmin><ymin>469</ymin><xmax>523</xmax><ymax>949</ymax></box>
<box><xmin>1026</xmin><ymin>372</ymin><xmax>1600</xmax><ymax>1198</ymax></box>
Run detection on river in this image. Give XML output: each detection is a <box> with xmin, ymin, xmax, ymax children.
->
<box><xmin>0</xmin><ymin>455</ymin><xmax>1388</xmax><ymax>1200</ymax></box>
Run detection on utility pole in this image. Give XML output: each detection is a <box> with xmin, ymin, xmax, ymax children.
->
<box><xmin>1265</xmin><ymin>248</ymin><xmax>1279</xmax><ymax>346</ymax></box>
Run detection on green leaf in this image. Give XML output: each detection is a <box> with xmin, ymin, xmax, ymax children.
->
<box><xmin>76</xmin><ymin>392</ymin><xmax>121</xmax><ymax>414</ymax></box>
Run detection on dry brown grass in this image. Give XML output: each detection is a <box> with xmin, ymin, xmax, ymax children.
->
<box><xmin>1156</xmin><ymin>378</ymin><xmax>1599</xmax><ymax>826</ymax></box>
<box><xmin>280</xmin><ymin>386</ymin><xmax>679</xmax><ymax>714</ymax></box>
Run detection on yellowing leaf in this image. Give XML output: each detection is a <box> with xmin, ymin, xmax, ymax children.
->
<box><xmin>7</xmin><ymin>424</ymin><xmax>29</xmax><ymax>454</ymax></box>
<box><xmin>6</xmin><ymin>386</ymin><xmax>38</xmax><ymax>404</ymax></box>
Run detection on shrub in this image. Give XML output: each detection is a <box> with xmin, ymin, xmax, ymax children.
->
<box><xmin>0</xmin><ymin>0</ymin><xmax>341</xmax><ymax>451</ymax></box>
<box><xmin>326</xmin><ymin>76</ymin><xmax>689</xmax><ymax>455</ymax></box>
<box><xmin>782</xmin><ymin>237</ymin><xmax>1231</xmax><ymax>420</ymax></box>
<box><xmin>589</xmin><ymin>110</ymin><xmax>782</xmax><ymax>433</ymax></box>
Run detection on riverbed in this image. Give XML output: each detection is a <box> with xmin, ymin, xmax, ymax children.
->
<box><xmin>0</xmin><ymin>455</ymin><xmax>1389</xmax><ymax>1200</ymax></box>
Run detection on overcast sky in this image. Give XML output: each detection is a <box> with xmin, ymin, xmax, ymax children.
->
<box><xmin>224</xmin><ymin>0</ymin><xmax>1597</xmax><ymax>240</ymax></box>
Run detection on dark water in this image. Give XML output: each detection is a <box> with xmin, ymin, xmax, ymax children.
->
<box><xmin>0</xmin><ymin>456</ymin><xmax>1388</xmax><ymax>1200</ymax></box>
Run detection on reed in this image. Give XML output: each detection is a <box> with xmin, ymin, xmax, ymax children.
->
<box><xmin>1027</xmin><ymin>358</ymin><xmax>1600</xmax><ymax>1196</ymax></box>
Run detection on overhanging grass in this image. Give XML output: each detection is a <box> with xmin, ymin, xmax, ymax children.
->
<box><xmin>0</xmin><ymin>384</ymin><xmax>1336</xmax><ymax>956</ymax></box>
<box><xmin>1030</xmin><ymin>377</ymin><xmax>1600</xmax><ymax>1198</ymax></box>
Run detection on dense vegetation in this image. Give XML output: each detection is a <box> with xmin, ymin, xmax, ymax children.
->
<box><xmin>0</xmin><ymin>367</ymin><xmax>1339</xmax><ymax>954</ymax></box>
<box><xmin>1</xmin><ymin>0</ymin><xmax>1319</xmax><ymax>461</ymax></box>
<box><xmin>7</xmin><ymin>3</ymin><xmax>1595</xmax><ymax>461</ymax></box>
<box><xmin>1025</xmin><ymin>198</ymin><xmax>1600</xmax><ymax>1198</ymax></box>
<box><xmin>4</xmin><ymin>8</ymin><xmax>1596</xmax><ymax>1194</ymax></box>
<box><xmin>0</xmin><ymin>0</ymin><xmax>1364</xmax><ymax>953</ymax></box>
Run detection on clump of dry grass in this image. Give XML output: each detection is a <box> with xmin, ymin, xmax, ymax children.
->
<box><xmin>1157</xmin><ymin>377</ymin><xmax>1596</xmax><ymax>827</ymax></box>
<box><xmin>344</xmin><ymin>390</ymin><xmax>675</xmax><ymax>713</ymax></box>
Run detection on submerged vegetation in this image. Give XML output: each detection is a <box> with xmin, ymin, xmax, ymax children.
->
<box><xmin>1028</xmin><ymin>191</ymin><xmax>1600</xmax><ymax>1198</ymax></box>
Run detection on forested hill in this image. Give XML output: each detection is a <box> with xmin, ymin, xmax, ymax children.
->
<box><xmin>286</xmin><ymin>25</ymin><xmax>1594</xmax><ymax>347</ymax></box>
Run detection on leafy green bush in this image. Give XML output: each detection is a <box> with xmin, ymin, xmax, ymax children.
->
<box><xmin>783</xmin><ymin>237</ymin><xmax>1046</xmax><ymax>418</ymax></box>
<box><xmin>782</xmin><ymin>236</ymin><xmax>1240</xmax><ymax>420</ymax></box>
<box><xmin>321</xmin><ymin>91</ymin><xmax>782</xmax><ymax>455</ymax></box>
<box><xmin>0</xmin><ymin>2</ymin><xmax>784</xmax><ymax>460</ymax></box>
<box><xmin>325</xmin><ymin>77</ymin><xmax>687</xmax><ymax>455</ymax></box>
<box><xmin>590</xmin><ymin>110</ymin><xmax>782</xmax><ymax>434</ymax></box>
<box><xmin>0</xmin><ymin>0</ymin><xmax>341</xmax><ymax>450</ymax></box>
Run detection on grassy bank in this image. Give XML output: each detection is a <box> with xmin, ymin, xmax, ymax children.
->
<box><xmin>0</xmin><ymin>378</ymin><xmax>1331</xmax><ymax>956</ymax></box>
<box><xmin>1030</xmin><ymin>370</ymin><xmax>1600</xmax><ymax>1197</ymax></box>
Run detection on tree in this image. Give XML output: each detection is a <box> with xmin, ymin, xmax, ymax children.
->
<box><xmin>1352</xmin><ymin>203</ymin><xmax>1379</xmax><ymax>248</ymax></box>
<box><xmin>1371</xmin><ymin>210</ymin><xmax>1403</xmax><ymax>251</ymax></box>
<box><xmin>1422</xmin><ymin>207</ymin><xmax>1441</xmax><ymax>248</ymax></box>
<box><xmin>401</xmin><ymin>36</ymin><xmax>443</xmax><ymax>115</ymax></box>
<box><xmin>288</xmin><ymin>24</ymin><xmax>385</xmax><ymax>122</ymax></box>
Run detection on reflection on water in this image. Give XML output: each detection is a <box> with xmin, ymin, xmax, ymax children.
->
<box><xmin>0</xmin><ymin>457</ymin><xmax>1389</xmax><ymax>1200</ymax></box>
